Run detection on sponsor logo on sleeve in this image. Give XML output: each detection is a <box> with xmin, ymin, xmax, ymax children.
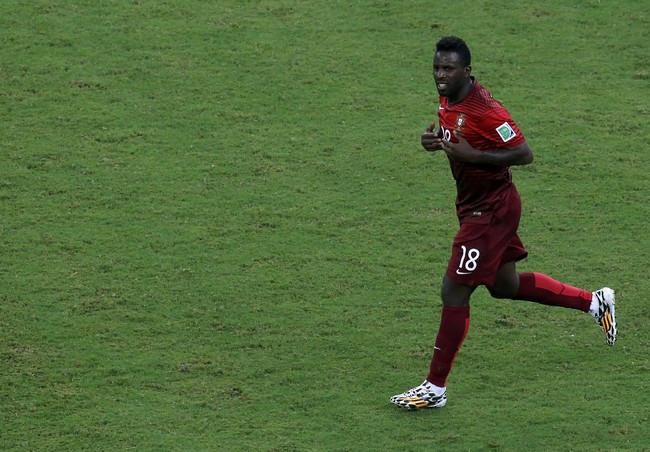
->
<box><xmin>496</xmin><ymin>122</ymin><xmax>516</xmax><ymax>142</ymax></box>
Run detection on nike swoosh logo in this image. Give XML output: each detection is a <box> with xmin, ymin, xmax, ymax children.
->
<box><xmin>456</xmin><ymin>270</ymin><xmax>472</xmax><ymax>275</ymax></box>
<box><xmin>438</xmin><ymin>106</ymin><xmax>444</xmax><ymax>110</ymax></box>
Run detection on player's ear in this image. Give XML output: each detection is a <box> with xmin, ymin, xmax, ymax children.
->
<box><xmin>464</xmin><ymin>65</ymin><xmax>472</xmax><ymax>77</ymax></box>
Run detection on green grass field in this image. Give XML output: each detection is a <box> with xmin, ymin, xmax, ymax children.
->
<box><xmin>1</xmin><ymin>1</ymin><xmax>648</xmax><ymax>450</ymax></box>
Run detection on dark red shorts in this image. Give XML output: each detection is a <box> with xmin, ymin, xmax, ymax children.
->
<box><xmin>446</xmin><ymin>190</ymin><xmax>528</xmax><ymax>287</ymax></box>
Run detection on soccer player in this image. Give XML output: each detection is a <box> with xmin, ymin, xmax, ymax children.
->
<box><xmin>390</xmin><ymin>36</ymin><xmax>617</xmax><ymax>410</ymax></box>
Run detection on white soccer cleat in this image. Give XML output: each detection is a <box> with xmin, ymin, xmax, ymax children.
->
<box><xmin>592</xmin><ymin>288</ymin><xmax>617</xmax><ymax>345</ymax></box>
<box><xmin>390</xmin><ymin>381</ymin><xmax>447</xmax><ymax>410</ymax></box>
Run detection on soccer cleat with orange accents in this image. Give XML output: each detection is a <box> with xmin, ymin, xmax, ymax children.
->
<box><xmin>592</xmin><ymin>288</ymin><xmax>617</xmax><ymax>345</ymax></box>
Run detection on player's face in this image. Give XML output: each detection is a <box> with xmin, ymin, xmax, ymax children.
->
<box><xmin>433</xmin><ymin>51</ymin><xmax>471</xmax><ymax>102</ymax></box>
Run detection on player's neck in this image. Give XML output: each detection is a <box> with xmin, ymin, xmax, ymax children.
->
<box><xmin>448</xmin><ymin>78</ymin><xmax>474</xmax><ymax>105</ymax></box>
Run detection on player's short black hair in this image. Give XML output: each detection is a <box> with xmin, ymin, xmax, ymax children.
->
<box><xmin>436</xmin><ymin>36</ymin><xmax>471</xmax><ymax>67</ymax></box>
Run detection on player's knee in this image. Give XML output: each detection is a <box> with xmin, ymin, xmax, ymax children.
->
<box><xmin>487</xmin><ymin>287</ymin><xmax>507</xmax><ymax>299</ymax></box>
<box><xmin>440</xmin><ymin>277</ymin><xmax>472</xmax><ymax>307</ymax></box>
<box><xmin>489</xmin><ymin>265</ymin><xmax>520</xmax><ymax>299</ymax></box>
<box><xmin>487</xmin><ymin>285</ymin><xmax>517</xmax><ymax>299</ymax></box>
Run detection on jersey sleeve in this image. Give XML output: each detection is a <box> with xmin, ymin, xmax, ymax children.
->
<box><xmin>476</xmin><ymin>107</ymin><xmax>526</xmax><ymax>149</ymax></box>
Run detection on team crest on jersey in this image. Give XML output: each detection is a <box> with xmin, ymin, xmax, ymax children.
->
<box><xmin>456</xmin><ymin>113</ymin><xmax>467</xmax><ymax>132</ymax></box>
<box><xmin>496</xmin><ymin>122</ymin><xmax>516</xmax><ymax>142</ymax></box>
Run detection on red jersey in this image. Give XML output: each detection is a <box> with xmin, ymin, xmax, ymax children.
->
<box><xmin>437</xmin><ymin>78</ymin><xmax>526</xmax><ymax>220</ymax></box>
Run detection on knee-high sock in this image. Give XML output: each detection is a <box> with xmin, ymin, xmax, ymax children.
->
<box><xmin>515</xmin><ymin>272</ymin><xmax>591</xmax><ymax>311</ymax></box>
<box><xmin>427</xmin><ymin>306</ymin><xmax>470</xmax><ymax>387</ymax></box>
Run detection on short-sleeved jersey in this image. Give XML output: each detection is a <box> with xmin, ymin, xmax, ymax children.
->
<box><xmin>437</xmin><ymin>78</ymin><xmax>526</xmax><ymax>220</ymax></box>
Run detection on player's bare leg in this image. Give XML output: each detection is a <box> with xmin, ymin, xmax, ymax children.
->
<box><xmin>488</xmin><ymin>261</ymin><xmax>519</xmax><ymax>299</ymax></box>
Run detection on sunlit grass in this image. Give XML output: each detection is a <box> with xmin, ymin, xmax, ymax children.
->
<box><xmin>1</xmin><ymin>0</ymin><xmax>648</xmax><ymax>450</ymax></box>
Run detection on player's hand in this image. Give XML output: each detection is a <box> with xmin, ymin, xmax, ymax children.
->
<box><xmin>441</xmin><ymin>130</ymin><xmax>479</xmax><ymax>162</ymax></box>
<box><xmin>421</xmin><ymin>124</ymin><xmax>442</xmax><ymax>152</ymax></box>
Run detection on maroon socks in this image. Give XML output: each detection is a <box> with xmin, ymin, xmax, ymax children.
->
<box><xmin>515</xmin><ymin>272</ymin><xmax>591</xmax><ymax>311</ymax></box>
<box><xmin>426</xmin><ymin>273</ymin><xmax>592</xmax><ymax>388</ymax></box>
<box><xmin>427</xmin><ymin>306</ymin><xmax>470</xmax><ymax>387</ymax></box>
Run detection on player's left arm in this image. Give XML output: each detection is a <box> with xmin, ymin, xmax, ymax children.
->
<box><xmin>440</xmin><ymin>106</ymin><xmax>533</xmax><ymax>166</ymax></box>
<box><xmin>441</xmin><ymin>130</ymin><xmax>533</xmax><ymax>166</ymax></box>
